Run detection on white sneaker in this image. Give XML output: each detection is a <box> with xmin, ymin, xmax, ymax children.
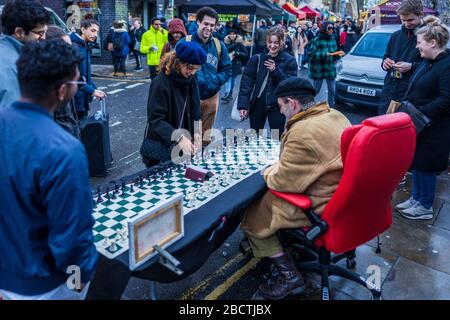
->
<box><xmin>401</xmin><ymin>203</ymin><xmax>433</xmax><ymax>220</ymax></box>
<box><xmin>395</xmin><ymin>197</ymin><xmax>418</xmax><ymax>211</ymax></box>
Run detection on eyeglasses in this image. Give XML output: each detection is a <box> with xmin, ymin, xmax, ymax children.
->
<box><xmin>186</xmin><ymin>64</ymin><xmax>201</xmax><ymax>72</ymax></box>
<box><xmin>30</xmin><ymin>29</ymin><xmax>47</xmax><ymax>39</ymax></box>
<box><xmin>65</xmin><ymin>76</ymin><xmax>87</xmax><ymax>88</ymax></box>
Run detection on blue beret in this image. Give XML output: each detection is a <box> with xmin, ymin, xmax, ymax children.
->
<box><xmin>175</xmin><ymin>41</ymin><xmax>207</xmax><ymax>65</ymax></box>
<box><xmin>274</xmin><ymin>77</ymin><xmax>317</xmax><ymax>98</ymax></box>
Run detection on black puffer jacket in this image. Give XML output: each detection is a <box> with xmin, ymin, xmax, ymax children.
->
<box><xmin>381</xmin><ymin>25</ymin><xmax>423</xmax><ymax>101</ymax></box>
<box><xmin>237</xmin><ymin>50</ymin><xmax>298</xmax><ymax>111</ymax></box>
<box><xmin>224</xmin><ymin>35</ymin><xmax>248</xmax><ymax>76</ymax></box>
<box><xmin>404</xmin><ymin>50</ymin><xmax>450</xmax><ymax>173</ymax></box>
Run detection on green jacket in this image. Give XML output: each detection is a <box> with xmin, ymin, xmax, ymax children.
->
<box><xmin>307</xmin><ymin>33</ymin><xmax>338</xmax><ymax>80</ymax></box>
<box><xmin>140</xmin><ymin>26</ymin><xmax>168</xmax><ymax>66</ymax></box>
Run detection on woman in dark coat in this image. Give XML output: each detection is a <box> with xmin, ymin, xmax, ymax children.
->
<box><xmin>142</xmin><ymin>41</ymin><xmax>206</xmax><ymax>167</ymax></box>
<box><xmin>221</xmin><ymin>29</ymin><xmax>248</xmax><ymax>102</ymax></box>
<box><xmin>396</xmin><ymin>16</ymin><xmax>450</xmax><ymax>220</ymax></box>
<box><xmin>237</xmin><ymin>26</ymin><xmax>298</xmax><ymax>136</ymax></box>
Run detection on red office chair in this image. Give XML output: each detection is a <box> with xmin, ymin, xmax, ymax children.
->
<box><xmin>270</xmin><ymin>113</ymin><xmax>416</xmax><ymax>300</ymax></box>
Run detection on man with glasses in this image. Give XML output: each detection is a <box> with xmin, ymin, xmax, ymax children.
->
<box><xmin>0</xmin><ymin>40</ymin><xmax>98</xmax><ymax>300</ymax></box>
<box><xmin>141</xmin><ymin>17</ymin><xmax>169</xmax><ymax>79</ymax></box>
<box><xmin>0</xmin><ymin>0</ymin><xmax>50</xmax><ymax>108</ymax></box>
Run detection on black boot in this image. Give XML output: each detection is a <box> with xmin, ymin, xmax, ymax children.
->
<box><xmin>257</xmin><ymin>254</ymin><xmax>306</xmax><ymax>300</ymax></box>
<box><xmin>221</xmin><ymin>92</ymin><xmax>230</xmax><ymax>101</ymax></box>
<box><xmin>226</xmin><ymin>91</ymin><xmax>234</xmax><ymax>102</ymax></box>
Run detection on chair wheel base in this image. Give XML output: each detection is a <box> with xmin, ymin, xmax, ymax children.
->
<box><xmin>346</xmin><ymin>257</ymin><xmax>356</xmax><ymax>269</ymax></box>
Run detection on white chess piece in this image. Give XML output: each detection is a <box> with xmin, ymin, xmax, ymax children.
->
<box><xmin>102</xmin><ymin>237</ymin><xmax>110</xmax><ymax>248</ymax></box>
<box><xmin>109</xmin><ymin>239</ymin><xmax>117</xmax><ymax>252</ymax></box>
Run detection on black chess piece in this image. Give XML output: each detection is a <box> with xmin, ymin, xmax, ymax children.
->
<box><xmin>93</xmin><ymin>199</ymin><xmax>97</xmax><ymax>209</ymax></box>
<box><xmin>134</xmin><ymin>177</ymin><xmax>139</xmax><ymax>186</ymax></box>
<box><xmin>105</xmin><ymin>187</ymin><xmax>110</xmax><ymax>202</ymax></box>
<box><xmin>96</xmin><ymin>187</ymin><xmax>103</xmax><ymax>203</ymax></box>
<box><xmin>130</xmin><ymin>183</ymin><xmax>134</xmax><ymax>193</ymax></box>
<box><xmin>121</xmin><ymin>181</ymin><xmax>126</xmax><ymax>194</ymax></box>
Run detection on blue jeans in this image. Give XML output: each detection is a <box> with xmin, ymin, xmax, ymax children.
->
<box><xmin>412</xmin><ymin>170</ymin><xmax>437</xmax><ymax>209</ymax></box>
<box><xmin>313</xmin><ymin>79</ymin><xmax>336</xmax><ymax>108</ymax></box>
<box><xmin>225</xmin><ymin>75</ymin><xmax>236</xmax><ymax>94</ymax></box>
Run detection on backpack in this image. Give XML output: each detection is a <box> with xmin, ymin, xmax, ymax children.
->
<box><xmin>112</xmin><ymin>33</ymin><xmax>125</xmax><ymax>51</ymax></box>
<box><xmin>185</xmin><ymin>35</ymin><xmax>221</xmax><ymax>57</ymax></box>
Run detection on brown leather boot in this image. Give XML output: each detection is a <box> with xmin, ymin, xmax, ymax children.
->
<box><xmin>258</xmin><ymin>254</ymin><xmax>306</xmax><ymax>300</ymax></box>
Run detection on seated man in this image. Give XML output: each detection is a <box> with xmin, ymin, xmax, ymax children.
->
<box><xmin>241</xmin><ymin>77</ymin><xmax>351</xmax><ymax>300</ymax></box>
<box><xmin>0</xmin><ymin>40</ymin><xmax>98</xmax><ymax>300</ymax></box>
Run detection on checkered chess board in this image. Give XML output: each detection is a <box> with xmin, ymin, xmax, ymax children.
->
<box><xmin>92</xmin><ymin>138</ymin><xmax>280</xmax><ymax>259</ymax></box>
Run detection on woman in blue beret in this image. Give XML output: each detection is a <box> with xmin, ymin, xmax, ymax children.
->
<box><xmin>141</xmin><ymin>41</ymin><xmax>206</xmax><ymax>167</ymax></box>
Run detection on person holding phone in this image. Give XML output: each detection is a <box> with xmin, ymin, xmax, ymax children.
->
<box><xmin>237</xmin><ymin>26</ymin><xmax>297</xmax><ymax>137</ymax></box>
<box><xmin>307</xmin><ymin>21</ymin><xmax>344</xmax><ymax>109</ymax></box>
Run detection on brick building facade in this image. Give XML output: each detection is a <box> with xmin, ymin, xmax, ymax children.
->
<box><xmin>0</xmin><ymin>0</ymin><xmax>151</xmax><ymax>64</ymax></box>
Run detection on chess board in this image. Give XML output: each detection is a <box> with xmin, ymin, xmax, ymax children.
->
<box><xmin>92</xmin><ymin>137</ymin><xmax>280</xmax><ymax>259</ymax></box>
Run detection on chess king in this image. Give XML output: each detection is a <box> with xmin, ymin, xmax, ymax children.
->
<box><xmin>0</xmin><ymin>40</ymin><xmax>97</xmax><ymax>300</ymax></box>
<box><xmin>240</xmin><ymin>77</ymin><xmax>351</xmax><ymax>300</ymax></box>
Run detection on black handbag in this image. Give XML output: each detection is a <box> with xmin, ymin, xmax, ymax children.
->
<box><xmin>140</xmin><ymin>91</ymin><xmax>188</xmax><ymax>164</ymax></box>
<box><xmin>398</xmin><ymin>100</ymin><xmax>432</xmax><ymax>136</ymax></box>
<box><xmin>140</xmin><ymin>133</ymin><xmax>173</xmax><ymax>163</ymax></box>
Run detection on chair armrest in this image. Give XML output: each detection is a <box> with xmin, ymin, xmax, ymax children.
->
<box><xmin>269</xmin><ymin>189</ymin><xmax>327</xmax><ymax>243</ymax></box>
<box><xmin>269</xmin><ymin>190</ymin><xmax>312</xmax><ymax>211</ymax></box>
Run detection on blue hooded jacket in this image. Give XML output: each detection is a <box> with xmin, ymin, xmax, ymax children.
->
<box><xmin>0</xmin><ymin>35</ymin><xmax>22</xmax><ymax>108</ymax></box>
<box><xmin>112</xmin><ymin>28</ymin><xmax>131</xmax><ymax>57</ymax></box>
<box><xmin>70</xmin><ymin>32</ymin><xmax>97</xmax><ymax>112</ymax></box>
<box><xmin>0</xmin><ymin>102</ymin><xmax>98</xmax><ymax>295</ymax></box>
<box><xmin>179</xmin><ymin>33</ymin><xmax>232</xmax><ymax>100</ymax></box>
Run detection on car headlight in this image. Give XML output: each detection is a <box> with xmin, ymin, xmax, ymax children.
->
<box><xmin>335</xmin><ymin>59</ymin><xmax>343</xmax><ymax>75</ymax></box>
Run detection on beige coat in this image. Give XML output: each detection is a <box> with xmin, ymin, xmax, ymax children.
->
<box><xmin>241</xmin><ymin>102</ymin><xmax>351</xmax><ymax>239</ymax></box>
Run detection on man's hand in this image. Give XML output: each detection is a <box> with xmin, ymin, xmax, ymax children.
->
<box><xmin>383</xmin><ymin>57</ymin><xmax>396</xmax><ymax>70</ymax></box>
<box><xmin>240</xmin><ymin>109</ymin><xmax>248</xmax><ymax>119</ymax></box>
<box><xmin>393</xmin><ymin>61</ymin><xmax>412</xmax><ymax>73</ymax></box>
<box><xmin>264</xmin><ymin>59</ymin><xmax>276</xmax><ymax>72</ymax></box>
<box><xmin>93</xmin><ymin>90</ymin><xmax>106</xmax><ymax>99</ymax></box>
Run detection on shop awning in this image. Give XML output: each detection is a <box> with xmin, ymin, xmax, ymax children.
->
<box><xmin>298</xmin><ymin>5</ymin><xmax>320</xmax><ymax>18</ymax></box>
<box><xmin>177</xmin><ymin>0</ymin><xmax>273</xmax><ymax>17</ymax></box>
<box><xmin>282</xmin><ymin>2</ymin><xmax>306</xmax><ymax>20</ymax></box>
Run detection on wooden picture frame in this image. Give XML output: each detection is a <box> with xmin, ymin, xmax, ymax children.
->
<box><xmin>128</xmin><ymin>194</ymin><xmax>184</xmax><ymax>271</ymax></box>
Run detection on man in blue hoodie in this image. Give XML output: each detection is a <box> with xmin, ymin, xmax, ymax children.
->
<box><xmin>181</xmin><ymin>7</ymin><xmax>232</xmax><ymax>144</ymax></box>
<box><xmin>0</xmin><ymin>0</ymin><xmax>49</xmax><ymax>108</ymax></box>
<box><xmin>0</xmin><ymin>40</ymin><xmax>98</xmax><ymax>300</ymax></box>
<box><xmin>69</xmin><ymin>18</ymin><xmax>106</xmax><ymax>120</ymax></box>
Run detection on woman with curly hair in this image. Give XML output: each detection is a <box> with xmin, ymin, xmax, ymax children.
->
<box><xmin>141</xmin><ymin>41</ymin><xmax>206</xmax><ymax>167</ymax></box>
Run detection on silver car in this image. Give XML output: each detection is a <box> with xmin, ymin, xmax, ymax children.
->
<box><xmin>335</xmin><ymin>24</ymin><xmax>401</xmax><ymax>109</ymax></box>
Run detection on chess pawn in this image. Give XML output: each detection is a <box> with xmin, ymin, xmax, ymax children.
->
<box><xmin>102</xmin><ymin>237</ymin><xmax>110</xmax><ymax>248</ymax></box>
<box><xmin>109</xmin><ymin>239</ymin><xmax>118</xmax><ymax>252</ymax></box>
